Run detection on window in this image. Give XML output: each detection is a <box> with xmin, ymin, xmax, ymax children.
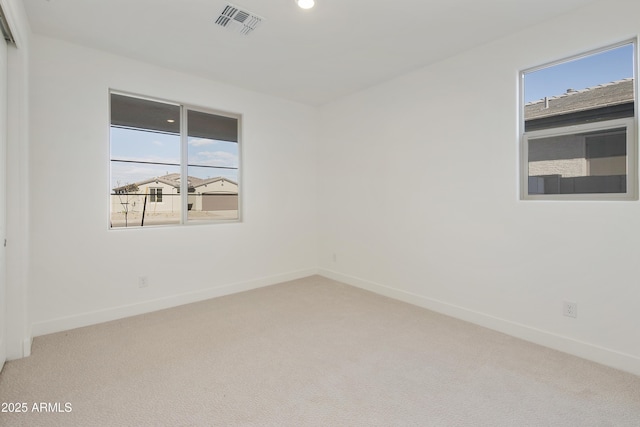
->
<box><xmin>149</xmin><ymin>188</ymin><xmax>163</xmax><ymax>203</ymax></box>
<box><xmin>110</xmin><ymin>92</ymin><xmax>240</xmax><ymax>228</ymax></box>
<box><xmin>520</xmin><ymin>42</ymin><xmax>637</xmax><ymax>200</ymax></box>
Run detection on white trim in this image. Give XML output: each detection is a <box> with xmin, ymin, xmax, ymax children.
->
<box><xmin>319</xmin><ymin>269</ymin><xmax>640</xmax><ymax>377</ymax></box>
<box><xmin>180</xmin><ymin>104</ymin><xmax>188</xmax><ymax>223</ymax></box>
<box><xmin>22</xmin><ymin>336</ymin><xmax>31</xmax><ymax>357</ymax></box>
<box><xmin>109</xmin><ymin>89</ymin><xmax>181</xmax><ymax>107</ymax></box>
<box><xmin>31</xmin><ymin>269</ymin><xmax>318</xmax><ymax>337</ymax></box>
<box><xmin>522</xmin><ymin>39</ymin><xmax>636</xmax><ymax>76</ymax></box>
<box><xmin>519</xmin><ymin>39</ymin><xmax>638</xmax><ymax>201</ymax></box>
<box><xmin>525</xmin><ymin>117</ymin><xmax>633</xmax><ymax>140</ymax></box>
<box><xmin>109</xmin><ymin>90</ymin><xmax>242</xmax><ymax>228</ymax></box>
<box><xmin>4</xmin><ymin>2</ymin><xmax>29</xmax><ymax>361</ymax></box>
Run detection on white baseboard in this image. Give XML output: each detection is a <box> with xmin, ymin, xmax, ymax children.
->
<box><xmin>31</xmin><ymin>269</ymin><xmax>318</xmax><ymax>338</ymax></box>
<box><xmin>319</xmin><ymin>269</ymin><xmax>640</xmax><ymax>377</ymax></box>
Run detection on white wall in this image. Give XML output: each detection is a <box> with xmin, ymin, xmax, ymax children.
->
<box><xmin>318</xmin><ymin>0</ymin><xmax>640</xmax><ymax>375</ymax></box>
<box><xmin>29</xmin><ymin>35</ymin><xmax>318</xmax><ymax>335</ymax></box>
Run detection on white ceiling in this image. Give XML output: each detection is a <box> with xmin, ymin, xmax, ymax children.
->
<box><xmin>23</xmin><ymin>0</ymin><xmax>598</xmax><ymax>106</ymax></box>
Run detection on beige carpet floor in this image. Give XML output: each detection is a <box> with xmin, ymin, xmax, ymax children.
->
<box><xmin>1</xmin><ymin>275</ymin><xmax>639</xmax><ymax>426</ymax></box>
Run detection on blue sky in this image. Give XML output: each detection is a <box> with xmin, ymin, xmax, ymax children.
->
<box><xmin>110</xmin><ymin>127</ymin><xmax>239</xmax><ymax>189</ymax></box>
<box><xmin>524</xmin><ymin>43</ymin><xmax>634</xmax><ymax>103</ymax></box>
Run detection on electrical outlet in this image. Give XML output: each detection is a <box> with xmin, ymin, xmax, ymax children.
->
<box><xmin>138</xmin><ymin>276</ymin><xmax>149</xmax><ymax>288</ymax></box>
<box><xmin>563</xmin><ymin>301</ymin><xmax>577</xmax><ymax>318</ymax></box>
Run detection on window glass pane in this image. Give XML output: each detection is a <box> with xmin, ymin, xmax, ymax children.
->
<box><xmin>110</xmin><ymin>164</ymin><xmax>181</xmax><ymax>227</ymax></box>
<box><xmin>111</xmin><ymin>94</ymin><xmax>180</xmax><ymax>134</ymax></box>
<box><xmin>110</xmin><ymin>96</ymin><xmax>181</xmax><ymax>228</ymax></box>
<box><xmin>524</xmin><ymin>44</ymin><xmax>634</xmax><ymax>131</ymax></box>
<box><xmin>187</xmin><ymin>165</ymin><xmax>239</xmax><ymax>220</ymax></box>
<box><xmin>528</xmin><ymin>127</ymin><xmax>627</xmax><ymax>195</ymax></box>
<box><xmin>187</xmin><ymin>109</ymin><xmax>238</xmax><ymax>142</ymax></box>
<box><xmin>187</xmin><ymin>110</ymin><xmax>239</xmax><ymax>222</ymax></box>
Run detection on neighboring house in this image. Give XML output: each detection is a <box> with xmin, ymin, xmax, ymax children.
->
<box><xmin>192</xmin><ymin>176</ymin><xmax>239</xmax><ymax>212</ymax></box>
<box><xmin>524</xmin><ymin>78</ymin><xmax>634</xmax><ymax>194</ymax></box>
<box><xmin>111</xmin><ymin>173</ymin><xmax>238</xmax><ymax>215</ymax></box>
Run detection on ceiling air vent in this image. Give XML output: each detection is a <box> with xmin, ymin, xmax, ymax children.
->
<box><xmin>215</xmin><ymin>4</ymin><xmax>263</xmax><ymax>36</ymax></box>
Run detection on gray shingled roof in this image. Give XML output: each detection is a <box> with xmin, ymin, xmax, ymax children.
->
<box><xmin>524</xmin><ymin>78</ymin><xmax>634</xmax><ymax>120</ymax></box>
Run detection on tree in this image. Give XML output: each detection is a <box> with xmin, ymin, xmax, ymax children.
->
<box><xmin>114</xmin><ymin>182</ymin><xmax>139</xmax><ymax>227</ymax></box>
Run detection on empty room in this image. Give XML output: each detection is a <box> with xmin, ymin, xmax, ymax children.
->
<box><xmin>1</xmin><ymin>0</ymin><xmax>639</xmax><ymax>425</ymax></box>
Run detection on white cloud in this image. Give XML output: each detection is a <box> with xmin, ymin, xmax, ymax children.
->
<box><xmin>189</xmin><ymin>138</ymin><xmax>218</xmax><ymax>147</ymax></box>
<box><xmin>192</xmin><ymin>151</ymin><xmax>238</xmax><ymax>167</ymax></box>
<box><xmin>111</xmin><ymin>162</ymin><xmax>179</xmax><ymax>188</ymax></box>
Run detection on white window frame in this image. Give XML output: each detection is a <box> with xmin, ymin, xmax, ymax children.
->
<box><xmin>109</xmin><ymin>90</ymin><xmax>242</xmax><ymax>228</ymax></box>
<box><xmin>521</xmin><ymin>118</ymin><xmax>636</xmax><ymax>200</ymax></box>
<box><xmin>519</xmin><ymin>40</ymin><xmax>638</xmax><ymax>201</ymax></box>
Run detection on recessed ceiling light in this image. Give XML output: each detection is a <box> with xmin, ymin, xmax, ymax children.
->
<box><xmin>296</xmin><ymin>0</ymin><xmax>315</xmax><ymax>10</ymax></box>
<box><xmin>167</xmin><ymin>119</ymin><xmax>175</xmax><ymax>123</ymax></box>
